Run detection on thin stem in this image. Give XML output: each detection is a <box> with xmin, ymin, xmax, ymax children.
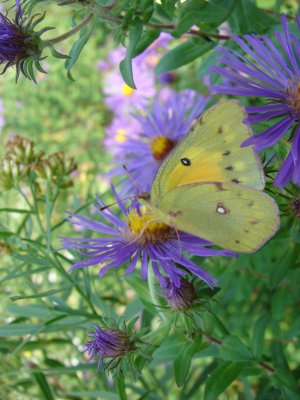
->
<box><xmin>115</xmin><ymin>373</ymin><xmax>127</xmax><ymax>400</ymax></box>
<box><xmin>204</xmin><ymin>335</ymin><xmax>275</xmax><ymax>373</ymax></box>
<box><xmin>44</xmin><ymin>13</ymin><xmax>94</xmax><ymax>46</ymax></box>
<box><xmin>145</xmin><ymin>22</ymin><xmax>231</xmax><ymax>40</ymax></box>
<box><xmin>147</xmin><ymin>266</ymin><xmax>167</xmax><ymax>321</ymax></box>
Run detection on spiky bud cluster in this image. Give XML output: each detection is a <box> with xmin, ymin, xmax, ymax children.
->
<box><xmin>35</xmin><ymin>152</ymin><xmax>77</xmax><ymax>188</ymax></box>
<box><xmin>0</xmin><ymin>135</ymin><xmax>77</xmax><ymax>190</ymax></box>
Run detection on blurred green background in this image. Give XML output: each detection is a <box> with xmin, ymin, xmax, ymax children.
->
<box><xmin>0</xmin><ymin>2</ymin><xmax>300</xmax><ymax>400</ymax></box>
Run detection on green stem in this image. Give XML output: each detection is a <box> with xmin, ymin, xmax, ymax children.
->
<box><xmin>89</xmin><ymin>3</ymin><xmax>120</xmax><ymax>22</ymax></box>
<box><xmin>44</xmin><ymin>13</ymin><xmax>94</xmax><ymax>46</ymax></box>
<box><xmin>147</xmin><ymin>266</ymin><xmax>167</xmax><ymax>321</ymax></box>
<box><xmin>115</xmin><ymin>373</ymin><xmax>127</xmax><ymax>400</ymax></box>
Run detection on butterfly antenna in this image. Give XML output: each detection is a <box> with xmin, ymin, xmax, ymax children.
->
<box><xmin>122</xmin><ymin>164</ymin><xmax>143</xmax><ymax>194</ymax></box>
<box><xmin>99</xmin><ymin>195</ymin><xmax>138</xmax><ymax>211</ymax></box>
<box><xmin>174</xmin><ymin>225</ymin><xmax>183</xmax><ymax>256</ymax></box>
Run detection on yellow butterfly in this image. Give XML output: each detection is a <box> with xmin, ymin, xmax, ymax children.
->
<box><xmin>142</xmin><ymin>100</ymin><xmax>280</xmax><ymax>253</ymax></box>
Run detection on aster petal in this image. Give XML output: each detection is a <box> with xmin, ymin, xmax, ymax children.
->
<box><xmin>274</xmin><ymin>152</ymin><xmax>294</xmax><ymax>188</ymax></box>
<box><xmin>66</xmin><ymin>212</ymin><xmax>118</xmax><ymax>236</ymax></box>
<box><xmin>279</xmin><ymin>14</ymin><xmax>300</xmax><ymax>76</ymax></box>
<box><xmin>125</xmin><ymin>249</ymin><xmax>141</xmax><ymax>274</ymax></box>
<box><xmin>242</xmin><ymin>116</ymin><xmax>295</xmax><ymax>151</ymax></box>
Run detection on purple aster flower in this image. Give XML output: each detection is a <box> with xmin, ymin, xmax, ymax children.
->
<box><xmin>210</xmin><ymin>14</ymin><xmax>300</xmax><ymax>188</ymax></box>
<box><xmin>163</xmin><ymin>278</ymin><xmax>196</xmax><ymax>311</ymax></box>
<box><xmin>60</xmin><ymin>188</ymin><xmax>236</xmax><ymax>288</ymax></box>
<box><xmin>0</xmin><ymin>2</ymin><xmax>45</xmax><ymax>81</ymax></box>
<box><xmin>103</xmin><ymin>114</ymin><xmax>142</xmax><ymax>158</ymax></box>
<box><xmin>103</xmin><ymin>62</ymin><xmax>156</xmax><ymax>114</ymax></box>
<box><xmin>100</xmin><ymin>34</ymin><xmax>172</xmax><ymax>114</ymax></box>
<box><xmin>108</xmin><ymin>89</ymin><xmax>210</xmax><ymax>193</ymax></box>
<box><xmin>85</xmin><ymin>326</ymin><xmax>135</xmax><ymax>370</ymax></box>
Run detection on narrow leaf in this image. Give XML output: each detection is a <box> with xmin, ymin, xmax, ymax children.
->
<box><xmin>119</xmin><ymin>20</ymin><xmax>143</xmax><ymax>88</ymax></box>
<box><xmin>155</xmin><ymin>38</ymin><xmax>215</xmax><ymax>74</ymax></box>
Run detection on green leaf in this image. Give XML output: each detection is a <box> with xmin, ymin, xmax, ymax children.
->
<box><xmin>160</xmin><ymin>0</ymin><xmax>177</xmax><ymax>18</ymax></box>
<box><xmin>272</xmin><ymin>367</ymin><xmax>299</xmax><ymax>394</ymax></box>
<box><xmin>33</xmin><ymin>372</ymin><xmax>55</xmax><ymax>400</ymax></box>
<box><xmin>9</xmin><ymin>285</ymin><xmax>71</xmax><ymax>301</ymax></box>
<box><xmin>0</xmin><ymin>208</ymin><xmax>33</xmax><ymax>214</ymax></box>
<box><xmin>65</xmin><ymin>16</ymin><xmax>96</xmax><ymax>80</ymax></box>
<box><xmin>177</xmin><ymin>0</ymin><xmax>236</xmax><ymax>34</ymax></box>
<box><xmin>124</xmin><ymin>275</ymin><xmax>157</xmax><ymax>315</ymax></box>
<box><xmin>204</xmin><ymin>361</ymin><xmax>244</xmax><ymax>400</ymax></box>
<box><xmin>269</xmin><ymin>245</ymin><xmax>299</xmax><ymax>289</ymax></box>
<box><xmin>230</xmin><ymin>0</ymin><xmax>277</xmax><ymax>34</ymax></box>
<box><xmin>133</xmin><ymin>30</ymin><xmax>160</xmax><ymax>57</ymax></box>
<box><xmin>251</xmin><ymin>314</ymin><xmax>270</xmax><ymax>359</ymax></box>
<box><xmin>219</xmin><ymin>336</ymin><xmax>253</xmax><ymax>362</ymax></box>
<box><xmin>120</xmin><ymin>19</ymin><xmax>143</xmax><ymax>88</ymax></box>
<box><xmin>66</xmin><ymin>392</ymin><xmax>118</xmax><ymax>400</ymax></box>
<box><xmin>155</xmin><ymin>37</ymin><xmax>215</xmax><ymax>74</ymax></box>
<box><xmin>173</xmin><ymin>336</ymin><xmax>203</xmax><ymax>387</ymax></box>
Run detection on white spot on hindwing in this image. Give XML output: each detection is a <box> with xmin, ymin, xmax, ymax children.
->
<box><xmin>216</xmin><ymin>202</ymin><xmax>229</xmax><ymax>214</ymax></box>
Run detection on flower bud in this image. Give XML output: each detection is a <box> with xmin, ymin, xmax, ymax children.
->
<box><xmin>0</xmin><ymin>4</ymin><xmax>47</xmax><ymax>81</ymax></box>
<box><xmin>163</xmin><ymin>278</ymin><xmax>196</xmax><ymax>311</ymax></box>
<box><xmin>85</xmin><ymin>326</ymin><xmax>136</xmax><ymax>369</ymax></box>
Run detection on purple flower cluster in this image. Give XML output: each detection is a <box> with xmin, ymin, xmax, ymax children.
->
<box><xmin>99</xmin><ymin>33</ymin><xmax>172</xmax><ymax>116</ymax></box>
<box><xmin>99</xmin><ymin>32</ymin><xmax>211</xmax><ymax>194</ymax></box>
<box><xmin>61</xmin><ymin>189</ymin><xmax>235</xmax><ymax>289</ymax></box>
<box><xmin>109</xmin><ymin>89</ymin><xmax>209</xmax><ymax>193</ymax></box>
<box><xmin>210</xmin><ymin>15</ymin><xmax>300</xmax><ymax>188</ymax></box>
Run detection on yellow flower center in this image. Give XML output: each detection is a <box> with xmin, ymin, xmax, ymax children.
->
<box><xmin>286</xmin><ymin>81</ymin><xmax>300</xmax><ymax>117</ymax></box>
<box><xmin>121</xmin><ymin>84</ymin><xmax>134</xmax><ymax>97</ymax></box>
<box><xmin>115</xmin><ymin>128</ymin><xmax>127</xmax><ymax>143</ymax></box>
<box><xmin>126</xmin><ymin>207</ymin><xmax>175</xmax><ymax>245</ymax></box>
<box><xmin>150</xmin><ymin>136</ymin><xmax>176</xmax><ymax>161</ymax></box>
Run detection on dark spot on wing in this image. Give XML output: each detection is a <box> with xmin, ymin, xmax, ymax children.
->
<box><xmin>218</xmin><ymin>126</ymin><xmax>223</xmax><ymax>134</ymax></box>
<box><xmin>244</xmin><ymin>229</ymin><xmax>249</xmax><ymax>233</ymax></box>
<box><xmin>248</xmin><ymin>201</ymin><xmax>254</xmax><ymax>207</ymax></box>
<box><xmin>199</xmin><ymin>116</ymin><xmax>204</xmax><ymax>125</ymax></box>
<box><xmin>232</xmin><ymin>178</ymin><xmax>240</xmax><ymax>184</ymax></box>
<box><xmin>225</xmin><ymin>166</ymin><xmax>233</xmax><ymax>171</ymax></box>
<box><xmin>250</xmin><ymin>220</ymin><xmax>258</xmax><ymax>225</ymax></box>
<box><xmin>214</xmin><ymin>182</ymin><xmax>226</xmax><ymax>191</ymax></box>
<box><xmin>181</xmin><ymin>158</ymin><xmax>191</xmax><ymax>166</ymax></box>
<box><xmin>168</xmin><ymin>210</ymin><xmax>182</xmax><ymax>217</ymax></box>
<box><xmin>235</xmin><ymin>240</ymin><xmax>240</xmax><ymax>244</ymax></box>
<box><xmin>223</xmin><ymin>150</ymin><xmax>231</xmax><ymax>156</ymax></box>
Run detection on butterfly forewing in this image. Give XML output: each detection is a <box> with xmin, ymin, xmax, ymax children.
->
<box><xmin>151</xmin><ymin>100</ymin><xmax>265</xmax><ymax>206</ymax></box>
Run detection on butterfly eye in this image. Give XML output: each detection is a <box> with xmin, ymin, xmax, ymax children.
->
<box><xmin>181</xmin><ymin>158</ymin><xmax>191</xmax><ymax>166</ymax></box>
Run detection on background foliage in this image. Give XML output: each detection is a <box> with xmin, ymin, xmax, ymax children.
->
<box><xmin>0</xmin><ymin>1</ymin><xmax>300</xmax><ymax>399</ymax></box>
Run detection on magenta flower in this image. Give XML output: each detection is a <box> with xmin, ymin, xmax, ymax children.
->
<box><xmin>210</xmin><ymin>14</ymin><xmax>300</xmax><ymax>188</ymax></box>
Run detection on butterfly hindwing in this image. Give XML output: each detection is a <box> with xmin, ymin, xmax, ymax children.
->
<box><xmin>151</xmin><ymin>100</ymin><xmax>265</xmax><ymax>205</ymax></box>
<box><xmin>153</xmin><ymin>182</ymin><xmax>279</xmax><ymax>253</ymax></box>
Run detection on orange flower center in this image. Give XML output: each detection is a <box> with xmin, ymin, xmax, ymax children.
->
<box><xmin>150</xmin><ymin>136</ymin><xmax>176</xmax><ymax>161</ymax></box>
<box><xmin>126</xmin><ymin>207</ymin><xmax>175</xmax><ymax>245</ymax></box>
